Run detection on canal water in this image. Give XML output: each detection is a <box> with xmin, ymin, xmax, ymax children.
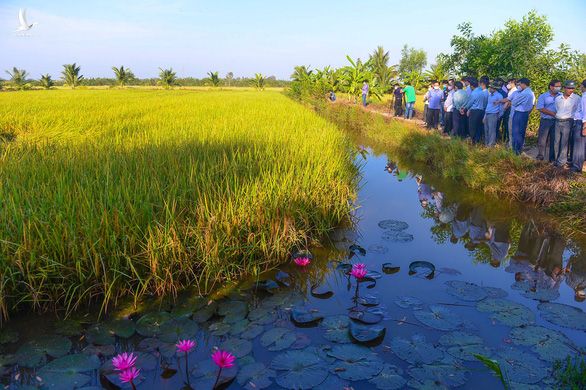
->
<box><xmin>0</xmin><ymin>142</ymin><xmax>584</xmax><ymax>389</ymax></box>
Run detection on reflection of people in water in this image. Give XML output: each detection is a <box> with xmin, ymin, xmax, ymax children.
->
<box><xmin>385</xmin><ymin>161</ymin><xmax>409</xmax><ymax>181</ymax></box>
<box><xmin>565</xmin><ymin>253</ymin><xmax>586</xmax><ymax>302</ymax></box>
<box><xmin>539</xmin><ymin>234</ymin><xmax>565</xmax><ymax>288</ymax></box>
<box><xmin>416</xmin><ymin>175</ymin><xmax>433</xmax><ymax>208</ymax></box>
<box><xmin>451</xmin><ymin>204</ymin><xmax>471</xmax><ymax>243</ymax></box>
<box><xmin>486</xmin><ymin>221</ymin><xmax>511</xmax><ymax>268</ymax></box>
<box><xmin>467</xmin><ymin>207</ymin><xmax>489</xmax><ymax>249</ymax></box>
<box><xmin>513</xmin><ymin>221</ymin><xmax>546</xmax><ymax>262</ymax></box>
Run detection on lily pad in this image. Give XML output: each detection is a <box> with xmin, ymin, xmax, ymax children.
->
<box><xmin>260</xmin><ymin>328</ymin><xmax>296</xmax><ymax>351</ymax></box>
<box><xmin>483</xmin><ymin>287</ymin><xmax>508</xmax><ymax>298</ymax></box>
<box><xmin>193</xmin><ymin>302</ymin><xmax>217</xmax><ymax>323</ymax></box>
<box><xmin>240</xmin><ymin>323</ymin><xmax>265</xmax><ymax>340</ymax></box>
<box><xmin>408</xmin><ymin>357</ymin><xmax>469</xmax><ymax>387</ymax></box>
<box><xmin>40</xmin><ymin>354</ymin><xmax>100</xmax><ymax>372</ymax></box>
<box><xmin>291</xmin><ymin>308</ymin><xmax>324</xmax><ymax>326</ymax></box>
<box><xmin>209</xmin><ymin>322</ymin><xmax>231</xmax><ymax>337</ymax></box>
<box><xmin>38</xmin><ymin>370</ymin><xmax>91</xmax><ymax>390</ymax></box>
<box><xmin>327</xmin><ymin>344</ymin><xmax>384</xmax><ymax>381</ymax></box>
<box><xmin>512</xmin><ymin>281</ymin><xmax>560</xmax><ymax>301</ymax></box>
<box><xmin>85</xmin><ymin>324</ymin><xmax>115</xmax><ymax>345</ymax></box>
<box><xmin>221</xmin><ymin>338</ymin><xmax>252</xmax><ymax>358</ymax></box>
<box><xmin>271</xmin><ymin>350</ymin><xmax>328</xmax><ymax>389</ymax></box>
<box><xmin>229</xmin><ymin>319</ymin><xmax>250</xmax><ymax>336</ymax></box>
<box><xmin>349</xmin><ymin>322</ymin><xmax>386</xmax><ymax>344</ymax></box>
<box><xmin>395</xmin><ymin>296</ymin><xmax>424</xmax><ymax>310</ymax></box>
<box><xmin>382</xmin><ymin>263</ymin><xmax>400</xmax><ymax>274</ymax></box>
<box><xmin>320</xmin><ymin>315</ymin><xmax>351</xmax><ymax>343</ymax></box>
<box><xmin>349</xmin><ymin>308</ymin><xmax>384</xmax><ymax>324</ymax></box>
<box><xmin>237</xmin><ymin>362</ymin><xmax>276</xmax><ymax>390</ymax></box>
<box><xmin>368</xmin><ymin>244</ymin><xmax>389</xmax><ymax>254</ymax></box>
<box><xmin>358</xmin><ymin>294</ymin><xmax>380</xmax><ymax>307</ymax></box>
<box><xmin>509</xmin><ymin>325</ymin><xmax>580</xmax><ymax>362</ymax></box>
<box><xmin>438</xmin><ymin>332</ymin><xmax>483</xmax><ymax>347</ymax></box>
<box><xmin>54</xmin><ymin>320</ymin><xmax>83</xmax><ymax>337</ymax></box>
<box><xmin>445</xmin><ymin>280</ymin><xmax>487</xmax><ymax>302</ymax></box>
<box><xmin>382</xmin><ymin>231</ymin><xmax>414</xmax><ymax>243</ymax></box>
<box><xmin>378</xmin><ymin>220</ymin><xmax>409</xmax><ymax>231</ymax></box>
<box><xmin>310</xmin><ymin>284</ymin><xmax>334</xmax><ymax>299</ymax></box>
<box><xmin>497</xmin><ymin>347</ymin><xmax>549</xmax><ymax>384</ymax></box>
<box><xmin>537</xmin><ymin>303</ymin><xmax>586</xmax><ymax>331</ymax></box>
<box><xmin>413</xmin><ymin>305</ymin><xmax>463</xmax><ymax>331</ymax></box>
<box><xmin>349</xmin><ymin>244</ymin><xmax>367</xmax><ymax>256</ymax></box>
<box><xmin>365</xmin><ymin>270</ymin><xmax>382</xmax><ymax>279</ymax></box>
<box><xmin>159</xmin><ymin>318</ymin><xmax>198</xmax><ymax>343</ymax></box>
<box><xmin>477</xmin><ymin>299</ymin><xmax>535</xmax><ymax>327</ymax></box>
<box><xmin>16</xmin><ymin>335</ymin><xmax>72</xmax><ymax>367</ymax></box>
<box><xmin>406</xmin><ymin>378</ymin><xmax>450</xmax><ymax>389</ymax></box>
<box><xmin>254</xmin><ymin>279</ymin><xmax>280</xmax><ymax>292</ymax></box>
<box><xmin>336</xmin><ymin>263</ymin><xmax>353</xmax><ymax>273</ymax></box>
<box><xmin>137</xmin><ymin>338</ymin><xmax>176</xmax><ymax>358</ymax></box>
<box><xmin>314</xmin><ymin>375</ymin><xmax>350</xmax><ymax>389</ymax></box>
<box><xmin>247</xmin><ymin>307</ymin><xmax>277</xmax><ymax>325</ymax></box>
<box><xmin>409</xmin><ymin>261</ymin><xmax>435</xmax><ymax>279</ymax></box>
<box><xmin>390</xmin><ymin>334</ymin><xmax>443</xmax><ymax>364</ymax></box>
<box><xmin>191</xmin><ymin>359</ymin><xmax>238</xmax><ymax>388</ymax></box>
<box><xmin>135</xmin><ymin>311</ymin><xmax>171</xmax><ymax>337</ymax></box>
<box><xmin>105</xmin><ymin>319</ymin><xmax>136</xmax><ymax>339</ymax></box>
<box><xmin>368</xmin><ymin>364</ymin><xmax>407</xmax><ymax>390</ymax></box>
<box><xmin>218</xmin><ymin>300</ymin><xmax>248</xmax><ymax>317</ymax></box>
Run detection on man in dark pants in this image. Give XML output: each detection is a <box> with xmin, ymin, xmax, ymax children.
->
<box><xmin>464</xmin><ymin>77</ymin><xmax>487</xmax><ymax>143</ymax></box>
<box><xmin>392</xmin><ymin>84</ymin><xmax>403</xmax><ymax>117</ymax></box>
<box><xmin>426</xmin><ymin>81</ymin><xmax>443</xmax><ymax>130</ymax></box>
<box><xmin>443</xmin><ymin>80</ymin><xmax>455</xmax><ymax>135</ymax></box>
<box><xmin>508</xmin><ymin>78</ymin><xmax>535</xmax><ymax>155</ymax></box>
<box><xmin>535</xmin><ymin>80</ymin><xmax>561</xmax><ymax>161</ymax></box>
<box><xmin>571</xmin><ymin>80</ymin><xmax>586</xmax><ymax>172</ymax></box>
<box><xmin>452</xmin><ymin>81</ymin><xmax>469</xmax><ymax>138</ymax></box>
<box><xmin>500</xmin><ymin>78</ymin><xmax>517</xmax><ymax>145</ymax></box>
<box><xmin>553</xmin><ymin>81</ymin><xmax>580</xmax><ymax>167</ymax></box>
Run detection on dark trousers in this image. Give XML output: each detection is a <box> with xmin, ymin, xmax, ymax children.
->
<box><xmin>572</xmin><ymin>120</ymin><xmax>585</xmax><ymax>172</ymax></box>
<box><xmin>444</xmin><ymin>111</ymin><xmax>453</xmax><ymax>135</ymax></box>
<box><xmin>536</xmin><ymin>118</ymin><xmax>556</xmax><ymax>161</ymax></box>
<box><xmin>393</xmin><ymin>99</ymin><xmax>403</xmax><ymax>117</ymax></box>
<box><xmin>512</xmin><ymin>110</ymin><xmax>530</xmax><ymax>155</ymax></box>
<box><xmin>427</xmin><ymin>108</ymin><xmax>440</xmax><ymax>129</ymax></box>
<box><xmin>453</xmin><ymin>110</ymin><xmax>467</xmax><ymax>138</ymax></box>
<box><xmin>569</xmin><ymin>125</ymin><xmax>575</xmax><ymax>163</ymax></box>
<box><xmin>501</xmin><ymin>108</ymin><xmax>511</xmax><ymax>143</ymax></box>
<box><xmin>468</xmin><ymin>109</ymin><xmax>485</xmax><ymax>143</ymax></box>
<box><xmin>554</xmin><ymin>119</ymin><xmax>574</xmax><ymax>166</ymax></box>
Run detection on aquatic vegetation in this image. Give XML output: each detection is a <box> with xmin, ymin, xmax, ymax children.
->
<box><xmin>119</xmin><ymin>367</ymin><xmax>141</xmax><ymax>387</ymax></box>
<box><xmin>293</xmin><ymin>257</ymin><xmax>311</xmax><ymax>267</ymax></box>
<box><xmin>112</xmin><ymin>352</ymin><xmax>137</xmax><ymax>371</ymax></box>
<box><xmin>553</xmin><ymin>356</ymin><xmax>586</xmax><ymax>390</ymax></box>
<box><xmin>350</xmin><ymin>263</ymin><xmax>368</xmax><ymax>280</ymax></box>
<box><xmin>538</xmin><ymin>302</ymin><xmax>586</xmax><ymax>331</ymax></box>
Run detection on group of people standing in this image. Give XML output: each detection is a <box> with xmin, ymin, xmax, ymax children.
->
<box><xmin>391</xmin><ymin>78</ymin><xmax>586</xmax><ymax>172</ymax></box>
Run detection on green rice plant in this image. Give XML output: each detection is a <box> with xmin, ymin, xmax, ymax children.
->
<box><xmin>0</xmin><ymin>89</ymin><xmax>356</xmax><ymax>320</ymax></box>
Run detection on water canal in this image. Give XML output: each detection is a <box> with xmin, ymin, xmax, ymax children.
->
<box><xmin>1</xmin><ymin>137</ymin><xmax>585</xmax><ymax>390</ymax></box>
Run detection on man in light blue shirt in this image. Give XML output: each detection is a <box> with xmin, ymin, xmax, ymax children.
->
<box><xmin>536</xmin><ymin>80</ymin><xmax>561</xmax><ymax>161</ymax></box>
<box><xmin>425</xmin><ymin>81</ymin><xmax>443</xmax><ymax>130</ymax></box>
<box><xmin>571</xmin><ymin>80</ymin><xmax>586</xmax><ymax>172</ymax></box>
<box><xmin>464</xmin><ymin>77</ymin><xmax>487</xmax><ymax>143</ymax></box>
<box><xmin>505</xmin><ymin>78</ymin><xmax>534</xmax><ymax>155</ymax></box>
<box><xmin>483</xmin><ymin>82</ymin><xmax>504</xmax><ymax>146</ymax></box>
<box><xmin>452</xmin><ymin>81</ymin><xmax>469</xmax><ymax>139</ymax></box>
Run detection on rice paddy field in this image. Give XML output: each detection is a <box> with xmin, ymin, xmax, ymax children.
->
<box><xmin>0</xmin><ymin>89</ymin><xmax>356</xmax><ymax>318</ymax></box>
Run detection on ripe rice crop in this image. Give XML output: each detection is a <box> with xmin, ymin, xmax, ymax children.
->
<box><xmin>0</xmin><ymin>89</ymin><xmax>356</xmax><ymax>319</ymax></box>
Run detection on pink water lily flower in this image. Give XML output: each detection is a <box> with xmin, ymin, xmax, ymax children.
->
<box><xmin>176</xmin><ymin>339</ymin><xmax>196</xmax><ymax>353</ymax></box>
<box><xmin>119</xmin><ymin>366</ymin><xmax>141</xmax><ymax>383</ymax></box>
<box><xmin>212</xmin><ymin>350</ymin><xmax>236</xmax><ymax>368</ymax></box>
<box><xmin>351</xmin><ymin>263</ymin><xmax>368</xmax><ymax>280</ymax></box>
<box><xmin>294</xmin><ymin>257</ymin><xmax>311</xmax><ymax>267</ymax></box>
<box><xmin>112</xmin><ymin>352</ymin><xmax>137</xmax><ymax>371</ymax></box>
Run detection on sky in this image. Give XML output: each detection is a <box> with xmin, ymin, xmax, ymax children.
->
<box><xmin>1</xmin><ymin>0</ymin><xmax>585</xmax><ymax>80</ymax></box>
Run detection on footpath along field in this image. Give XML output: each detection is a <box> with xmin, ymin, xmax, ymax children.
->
<box><xmin>0</xmin><ymin>89</ymin><xmax>355</xmax><ymax>318</ymax></box>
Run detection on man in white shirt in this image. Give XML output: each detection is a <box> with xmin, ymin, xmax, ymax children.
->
<box><xmin>553</xmin><ymin>81</ymin><xmax>581</xmax><ymax>167</ymax></box>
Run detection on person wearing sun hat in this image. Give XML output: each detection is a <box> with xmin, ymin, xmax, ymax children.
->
<box><xmin>553</xmin><ymin>80</ymin><xmax>581</xmax><ymax>168</ymax></box>
<box><xmin>570</xmin><ymin>79</ymin><xmax>586</xmax><ymax>172</ymax></box>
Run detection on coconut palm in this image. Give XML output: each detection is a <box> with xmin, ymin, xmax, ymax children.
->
<box><xmin>291</xmin><ymin>65</ymin><xmax>312</xmax><ymax>82</ymax></box>
<box><xmin>368</xmin><ymin>46</ymin><xmax>396</xmax><ymax>91</ymax></box>
<box><xmin>252</xmin><ymin>73</ymin><xmax>266</xmax><ymax>90</ymax></box>
<box><xmin>112</xmin><ymin>66</ymin><xmax>135</xmax><ymax>87</ymax></box>
<box><xmin>424</xmin><ymin>63</ymin><xmax>449</xmax><ymax>83</ymax></box>
<box><xmin>6</xmin><ymin>67</ymin><xmax>29</xmax><ymax>89</ymax></box>
<box><xmin>225</xmin><ymin>72</ymin><xmax>234</xmax><ymax>86</ymax></box>
<box><xmin>39</xmin><ymin>74</ymin><xmax>54</xmax><ymax>89</ymax></box>
<box><xmin>158</xmin><ymin>68</ymin><xmax>177</xmax><ymax>88</ymax></box>
<box><xmin>207</xmin><ymin>71</ymin><xmax>220</xmax><ymax>87</ymax></box>
<box><xmin>61</xmin><ymin>63</ymin><xmax>83</xmax><ymax>89</ymax></box>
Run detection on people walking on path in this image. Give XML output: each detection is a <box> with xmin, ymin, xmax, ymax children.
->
<box><xmin>536</xmin><ymin>80</ymin><xmax>561</xmax><ymax>161</ymax></box>
<box><xmin>553</xmin><ymin>80</ymin><xmax>580</xmax><ymax>167</ymax></box>
<box><xmin>403</xmin><ymin>82</ymin><xmax>416</xmax><ymax>120</ymax></box>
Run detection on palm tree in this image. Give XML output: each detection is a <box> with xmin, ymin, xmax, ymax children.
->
<box><xmin>253</xmin><ymin>73</ymin><xmax>266</xmax><ymax>90</ymax></box>
<box><xmin>112</xmin><ymin>66</ymin><xmax>135</xmax><ymax>87</ymax></box>
<box><xmin>6</xmin><ymin>67</ymin><xmax>29</xmax><ymax>89</ymax></box>
<box><xmin>61</xmin><ymin>63</ymin><xmax>83</xmax><ymax>88</ymax></box>
<box><xmin>424</xmin><ymin>63</ymin><xmax>449</xmax><ymax>83</ymax></box>
<box><xmin>368</xmin><ymin>46</ymin><xmax>396</xmax><ymax>91</ymax></box>
<box><xmin>207</xmin><ymin>71</ymin><xmax>220</xmax><ymax>87</ymax></box>
<box><xmin>225</xmin><ymin>72</ymin><xmax>234</xmax><ymax>86</ymax></box>
<box><xmin>158</xmin><ymin>68</ymin><xmax>177</xmax><ymax>88</ymax></box>
<box><xmin>291</xmin><ymin>65</ymin><xmax>312</xmax><ymax>82</ymax></box>
<box><xmin>39</xmin><ymin>74</ymin><xmax>54</xmax><ymax>89</ymax></box>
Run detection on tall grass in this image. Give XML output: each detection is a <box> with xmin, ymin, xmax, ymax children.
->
<box><xmin>0</xmin><ymin>89</ymin><xmax>356</xmax><ymax>319</ymax></box>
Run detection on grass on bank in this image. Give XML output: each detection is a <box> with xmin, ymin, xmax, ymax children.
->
<box><xmin>312</xmin><ymin>101</ymin><xmax>586</xmax><ymax>240</ymax></box>
<box><xmin>0</xmin><ymin>89</ymin><xmax>356</xmax><ymax>320</ymax></box>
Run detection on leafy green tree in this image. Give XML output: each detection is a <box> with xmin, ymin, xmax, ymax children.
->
<box><xmin>61</xmin><ymin>63</ymin><xmax>83</xmax><ymax>89</ymax></box>
<box><xmin>340</xmin><ymin>55</ymin><xmax>383</xmax><ymax>102</ymax></box>
<box><xmin>291</xmin><ymin>65</ymin><xmax>313</xmax><ymax>82</ymax></box>
<box><xmin>424</xmin><ymin>62</ymin><xmax>449</xmax><ymax>83</ymax></box>
<box><xmin>112</xmin><ymin>66</ymin><xmax>135</xmax><ymax>87</ymax></box>
<box><xmin>225</xmin><ymin>72</ymin><xmax>234</xmax><ymax>86</ymax></box>
<box><xmin>368</xmin><ymin>46</ymin><xmax>396</xmax><ymax>92</ymax></box>
<box><xmin>39</xmin><ymin>74</ymin><xmax>54</xmax><ymax>89</ymax></box>
<box><xmin>158</xmin><ymin>68</ymin><xmax>177</xmax><ymax>88</ymax></box>
<box><xmin>6</xmin><ymin>67</ymin><xmax>29</xmax><ymax>90</ymax></box>
<box><xmin>253</xmin><ymin>73</ymin><xmax>266</xmax><ymax>90</ymax></box>
<box><xmin>207</xmin><ymin>71</ymin><xmax>220</xmax><ymax>87</ymax></box>
<box><xmin>398</xmin><ymin>45</ymin><xmax>427</xmax><ymax>79</ymax></box>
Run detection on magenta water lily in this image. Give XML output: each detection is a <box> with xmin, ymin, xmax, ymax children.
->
<box><xmin>112</xmin><ymin>352</ymin><xmax>137</xmax><ymax>371</ymax></box>
<box><xmin>294</xmin><ymin>257</ymin><xmax>311</xmax><ymax>267</ymax></box>
<box><xmin>212</xmin><ymin>349</ymin><xmax>236</xmax><ymax>389</ymax></box>
<box><xmin>119</xmin><ymin>367</ymin><xmax>140</xmax><ymax>386</ymax></box>
<box><xmin>176</xmin><ymin>339</ymin><xmax>196</xmax><ymax>353</ymax></box>
<box><xmin>351</xmin><ymin>263</ymin><xmax>368</xmax><ymax>280</ymax></box>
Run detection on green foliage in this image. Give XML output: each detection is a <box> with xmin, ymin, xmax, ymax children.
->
<box><xmin>158</xmin><ymin>67</ymin><xmax>177</xmax><ymax>88</ymax></box>
<box><xmin>207</xmin><ymin>71</ymin><xmax>220</xmax><ymax>87</ymax></box>
<box><xmin>112</xmin><ymin>66</ymin><xmax>135</xmax><ymax>87</ymax></box>
<box><xmin>225</xmin><ymin>72</ymin><xmax>234</xmax><ymax>86</ymax></box>
<box><xmin>474</xmin><ymin>354</ymin><xmax>510</xmax><ymax>390</ymax></box>
<box><xmin>61</xmin><ymin>63</ymin><xmax>83</xmax><ymax>89</ymax></box>
<box><xmin>368</xmin><ymin>46</ymin><xmax>397</xmax><ymax>92</ymax></box>
<box><xmin>5</xmin><ymin>67</ymin><xmax>30</xmax><ymax>90</ymax></box>
<box><xmin>39</xmin><ymin>74</ymin><xmax>54</xmax><ymax>89</ymax></box>
<box><xmin>424</xmin><ymin>62</ymin><xmax>449</xmax><ymax>83</ymax></box>
<box><xmin>398</xmin><ymin>45</ymin><xmax>427</xmax><ymax>79</ymax></box>
<box><xmin>252</xmin><ymin>73</ymin><xmax>266</xmax><ymax>90</ymax></box>
<box><xmin>554</xmin><ymin>357</ymin><xmax>586</xmax><ymax>389</ymax></box>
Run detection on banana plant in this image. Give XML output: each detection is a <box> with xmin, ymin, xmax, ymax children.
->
<box><xmin>158</xmin><ymin>68</ymin><xmax>177</xmax><ymax>88</ymax></box>
<box><xmin>61</xmin><ymin>63</ymin><xmax>83</xmax><ymax>89</ymax></box>
<box><xmin>112</xmin><ymin>66</ymin><xmax>135</xmax><ymax>87</ymax></box>
<box><xmin>291</xmin><ymin>65</ymin><xmax>312</xmax><ymax>82</ymax></box>
<box><xmin>207</xmin><ymin>71</ymin><xmax>220</xmax><ymax>87</ymax></box>
<box><xmin>252</xmin><ymin>73</ymin><xmax>266</xmax><ymax>90</ymax></box>
<box><xmin>340</xmin><ymin>55</ymin><xmax>382</xmax><ymax>102</ymax></box>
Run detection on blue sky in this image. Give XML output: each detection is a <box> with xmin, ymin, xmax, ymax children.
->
<box><xmin>2</xmin><ymin>0</ymin><xmax>585</xmax><ymax>79</ymax></box>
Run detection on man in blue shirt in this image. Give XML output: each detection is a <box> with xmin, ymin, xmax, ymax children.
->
<box><xmin>571</xmin><ymin>79</ymin><xmax>586</xmax><ymax>172</ymax></box>
<box><xmin>506</xmin><ymin>78</ymin><xmax>534</xmax><ymax>155</ymax></box>
<box><xmin>452</xmin><ymin>81</ymin><xmax>468</xmax><ymax>139</ymax></box>
<box><xmin>483</xmin><ymin>82</ymin><xmax>504</xmax><ymax>146</ymax></box>
<box><xmin>464</xmin><ymin>77</ymin><xmax>488</xmax><ymax>143</ymax></box>
<box><xmin>535</xmin><ymin>80</ymin><xmax>561</xmax><ymax>161</ymax></box>
<box><xmin>425</xmin><ymin>80</ymin><xmax>443</xmax><ymax>130</ymax></box>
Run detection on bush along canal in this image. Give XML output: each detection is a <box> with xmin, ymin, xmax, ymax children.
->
<box><xmin>0</xmin><ymin>131</ymin><xmax>585</xmax><ymax>389</ymax></box>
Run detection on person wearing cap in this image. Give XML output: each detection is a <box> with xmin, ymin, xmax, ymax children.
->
<box><xmin>452</xmin><ymin>81</ymin><xmax>468</xmax><ymax>138</ymax></box>
<box><xmin>443</xmin><ymin>80</ymin><xmax>455</xmax><ymax>136</ymax></box>
<box><xmin>392</xmin><ymin>83</ymin><xmax>403</xmax><ymax>117</ymax></box>
<box><xmin>502</xmin><ymin>78</ymin><xmax>518</xmax><ymax>147</ymax></box>
<box><xmin>505</xmin><ymin>77</ymin><xmax>534</xmax><ymax>155</ymax></box>
<box><xmin>571</xmin><ymin>79</ymin><xmax>586</xmax><ymax>172</ymax></box>
<box><xmin>536</xmin><ymin>80</ymin><xmax>562</xmax><ymax>161</ymax></box>
<box><xmin>425</xmin><ymin>81</ymin><xmax>443</xmax><ymax>130</ymax></box>
<box><xmin>484</xmin><ymin>82</ymin><xmax>504</xmax><ymax>146</ymax></box>
<box><xmin>553</xmin><ymin>80</ymin><xmax>581</xmax><ymax>167</ymax></box>
<box><xmin>463</xmin><ymin>77</ymin><xmax>487</xmax><ymax>143</ymax></box>
<box><xmin>403</xmin><ymin>81</ymin><xmax>416</xmax><ymax>120</ymax></box>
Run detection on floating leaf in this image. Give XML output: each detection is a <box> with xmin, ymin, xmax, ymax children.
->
<box><xmin>314</xmin><ymin>375</ymin><xmax>350</xmax><ymax>389</ymax></box>
<box><xmin>240</xmin><ymin>323</ymin><xmax>264</xmax><ymax>340</ymax></box>
<box><xmin>368</xmin><ymin>244</ymin><xmax>389</xmax><ymax>254</ymax></box>
<box><xmin>349</xmin><ymin>244</ymin><xmax>367</xmax><ymax>256</ymax></box>
<box><xmin>193</xmin><ymin>302</ymin><xmax>217</xmax><ymax>323</ymax></box>
<box><xmin>327</xmin><ymin>344</ymin><xmax>384</xmax><ymax>381</ymax></box>
<box><xmin>482</xmin><ymin>287</ymin><xmax>508</xmax><ymax>298</ymax></box>
<box><xmin>291</xmin><ymin>308</ymin><xmax>323</xmax><ymax>326</ymax></box>
<box><xmin>218</xmin><ymin>300</ymin><xmax>248</xmax><ymax>317</ymax></box>
<box><xmin>82</xmin><ymin>344</ymin><xmax>115</xmax><ymax>357</ymax></box>
<box><xmin>40</xmin><ymin>354</ymin><xmax>100</xmax><ymax>372</ymax></box>
<box><xmin>358</xmin><ymin>294</ymin><xmax>380</xmax><ymax>307</ymax></box>
<box><xmin>254</xmin><ymin>279</ymin><xmax>280</xmax><ymax>292</ymax></box>
<box><xmin>135</xmin><ymin>311</ymin><xmax>171</xmax><ymax>337</ymax></box>
<box><xmin>54</xmin><ymin>320</ymin><xmax>83</xmax><ymax>337</ymax></box>
<box><xmin>209</xmin><ymin>322</ymin><xmax>231</xmax><ymax>337</ymax></box>
<box><xmin>445</xmin><ymin>280</ymin><xmax>487</xmax><ymax>302</ymax></box>
<box><xmin>390</xmin><ymin>334</ymin><xmax>443</xmax><ymax>364</ymax></box>
<box><xmin>291</xmin><ymin>333</ymin><xmax>312</xmax><ymax>349</ymax></box>
<box><xmin>16</xmin><ymin>335</ymin><xmax>72</xmax><ymax>367</ymax></box>
<box><xmin>191</xmin><ymin>359</ymin><xmax>238</xmax><ymax>389</ymax></box>
<box><xmin>320</xmin><ymin>315</ymin><xmax>351</xmax><ymax>343</ymax></box>
<box><xmin>512</xmin><ymin>281</ymin><xmax>560</xmax><ymax>301</ymax></box>
<box><xmin>497</xmin><ymin>347</ymin><xmax>549</xmax><ymax>384</ymax></box>
<box><xmin>247</xmin><ymin>307</ymin><xmax>277</xmax><ymax>325</ymax></box>
<box><xmin>382</xmin><ymin>231</ymin><xmax>414</xmax><ymax>243</ymax></box>
<box><xmin>105</xmin><ymin>319</ymin><xmax>136</xmax><ymax>339</ymax></box>
<box><xmin>38</xmin><ymin>370</ymin><xmax>91</xmax><ymax>390</ymax></box>
<box><xmin>437</xmin><ymin>267</ymin><xmax>462</xmax><ymax>276</ymax></box>
<box><xmin>477</xmin><ymin>299</ymin><xmax>535</xmax><ymax>327</ymax></box>
<box><xmin>365</xmin><ymin>270</ymin><xmax>382</xmax><ymax>279</ymax></box>
<box><xmin>260</xmin><ymin>328</ymin><xmax>296</xmax><ymax>351</ymax></box>
<box><xmin>509</xmin><ymin>325</ymin><xmax>580</xmax><ymax>362</ymax></box>
<box><xmin>271</xmin><ymin>350</ymin><xmax>328</xmax><ymax>389</ymax></box>
<box><xmin>159</xmin><ymin>318</ymin><xmax>198</xmax><ymax>343</ymax></box>
<box><xmin>409</xmin><ymin>261</ymin><xmax>435</xmax><ymax>279</ymax></box>
<box><xmin>408</xmin><ymin>357</ymin><xmax>469</xmax><ymax>387</ymax></box>
<box><xmin>229</xmin><ymin>319</ymin><xmax>250</xmax><ymax>336</ymax></box>
<box><xmin>406</xmin><ymin>378</ymin><xmax>450</xmax><ymax>389</ymax></box>
<box><xmin>275</xmin><ymin>271</ymin><xmax>290</xmax><ymax>287</ymax></box>
<box><xmin>438</xmin><ymin>332</ymin><xmax>483</xmax><ymax>347</ymax></box>
<box><xmin>85</xmin><ymin>324</ymin><xmax>115</xmax><ymax>346</ymax></box>
<box><xmin>349</xmin><ymin>322</ymin><xmax>386</xmax><ymax>344</ymax></box>
<box><xmin>368</xmin><ymin>364</ymin><xmax>407</xmax><ymax>390</ymax></box>
<box><xmin>414</xmin><ymin>305</ymin><xmax>463</xmax><ymax>330</ymax></box>
<box><xmin>394</xmin><ymin>296</ymin><xmax>424</xmax><ymax>310</ymax></box>
<box><xmin>221</xmin><ymin>338</ymin><xmax>252</xmax><ymax>358</ymax></box>
<box><xmin>336</xmin><ymin>263</ymin><xmax>353</xmax><ymax>273</ymax></box>
<box><xmin>137</xmin><ymin>338</ymin><xmax>175</xmax><ymax>358</ymax></box>
<box><xmin>310</xmin><ymin>284</ymin><xmax>334</xmax><ymax>299</ymax></box>
<box><xmin>382</xmin><ymin>263</ymin><xmax>400</xmax><ymax>274</ymax></box>
<box><xmin>237</xmin><ymin>362</ymin><xmax>276</xmax><ymax>390</ymax></box>
<box><xmin>349</xmin><ymin>308</ymin><xmax>384</xmax><ymax>324</ymax></box>
<box><xmin>378</xmin><ymin>220</ymin><xmax>409</xmax><ymax>231</ymax></box>
<box><xmin>537</xmin><ymin>303</ymin><xmax>586</xmax><ymax>331</ymax></box>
